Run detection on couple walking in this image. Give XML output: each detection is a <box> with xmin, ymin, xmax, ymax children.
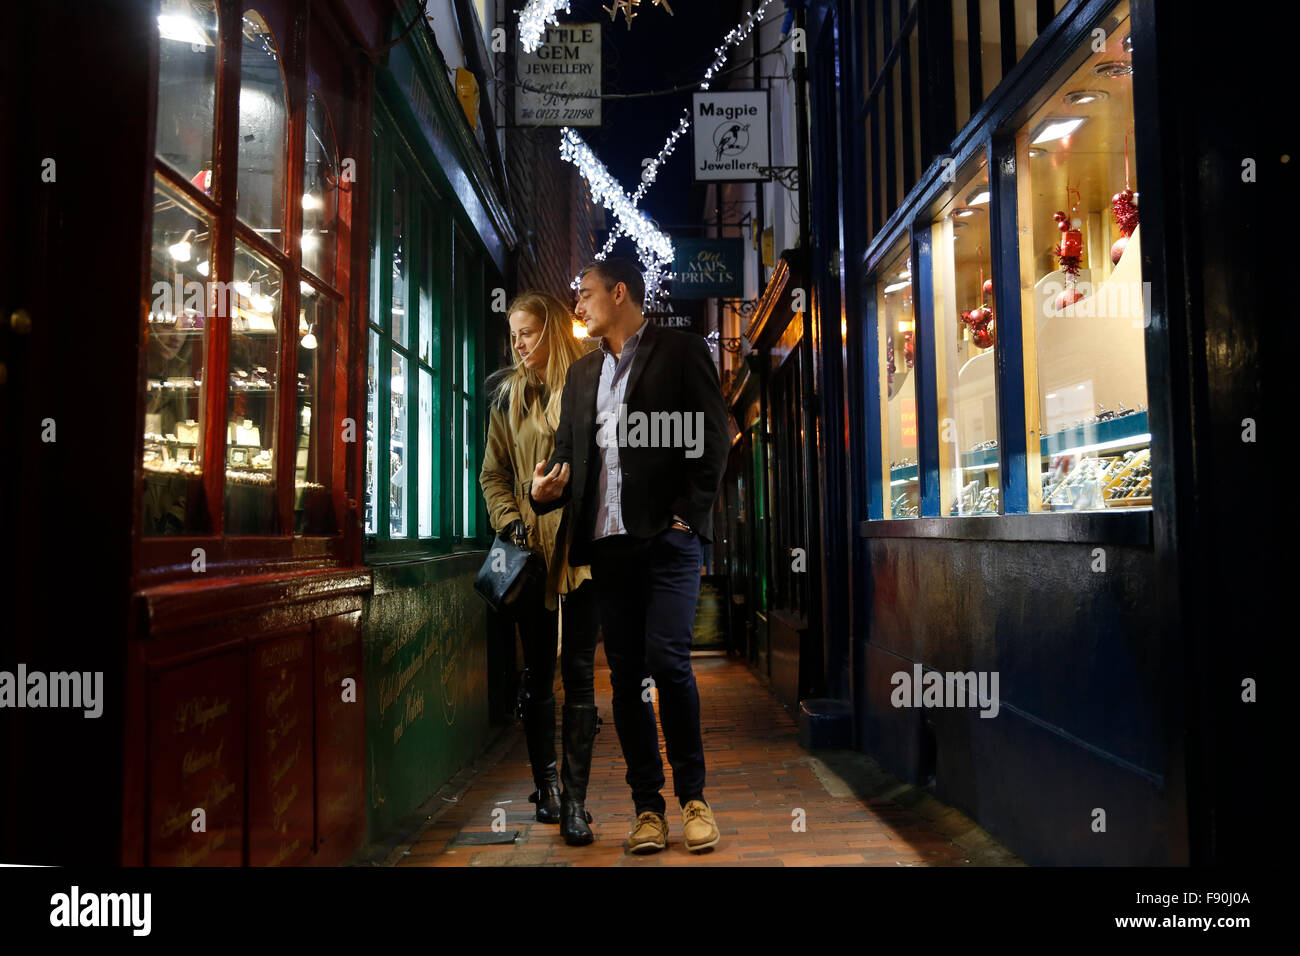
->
<box><xmin>479</xmin><ymin>257</ymin><xmax>729</xmax><ymax>854</ymax></box>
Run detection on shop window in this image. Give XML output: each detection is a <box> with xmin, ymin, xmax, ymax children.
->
<box><xmin>302</xmin><ymin>90</ymin><xmax>339</xmax><ymax>283</ymax></box>
<box><xmin>236</xmin><ymin>10</ymin><xmax>287</xmax><ymax>248</ymax></box>
<box><xmin>1015</xmin><ymin>0</ymin><xmax>1149</xmax><ymax>512</ymax></box>
<box><xmin>143</xmin><ymin>181</ymin><xmax>213</xmax><ymax>535</ymax></box>
<box><xmin>155</xmin><ymin>0</ymin><xmax>218</xmax><ymax>182</ymax></box>
<box><xmin>876</xmin><ymin>239</ymin><xmax>917</xmax><ymax>518</ymax></box>
<box><xmin>365</xmin><ymin>100</ymin><xmax>484</xmax><ymax>552</ymax></box>
<box><xmin>931</xmin><ymin>161</ymin><xmax>1000</xmax><ymax>515</ymax></box>
<box><xmin>140</xmin><ymin>0</ymin><xmax>351</xmax><ymax>551</ymax></box>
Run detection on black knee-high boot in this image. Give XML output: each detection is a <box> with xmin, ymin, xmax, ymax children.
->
<box><xmin>522</xmin><ymin>694</ymin><xmax>561</xmax><ymax>823</ymax></box>
<box><xmin>560</xmin><ymin>702</ymin><xmax>599</xmax><ymax>845</ymax></box>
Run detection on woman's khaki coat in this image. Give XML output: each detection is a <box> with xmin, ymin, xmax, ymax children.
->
<box><xmin>479</xmin><ymin>383</ymin><xmax>591</xmax><ymax>611</ymax></box>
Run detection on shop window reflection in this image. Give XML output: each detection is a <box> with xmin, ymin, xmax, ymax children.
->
<box><xmin>236</xmin><ymin>11</ymin><xmax>287</xmax><ymax>248</ymax></box>
<box><xmin>302</xmin><ymin>90</ymin><xmax>339</xmax><ymax>283</ymax></box>
<box><xmin>932</xmin><ymin>162</ymin><xmax>1000</xmax><ymax>516</ymax></box>
<box><xmin>224</xmin><ymin>241</ymin><xmax>281</xmax><ymax>533</ymax></box>
<box><xmin>295</xmin><ymin>290</ymin><xmax>335</xmax><ymax>534</ymax></box>
<box><xmin>1016</xmin><ymin>0</ymin><xmax>1150</xmax><ymax>513</ymax></box>
<box><xmin>155</xmin><ymin>0</ymin><xmax>218</xmax><ymax>182</ymax></box>
<box><xmin>877</xmin><ymin>240</ymin><xmax>917</xmax><ymax>518</ymax></box>
<box><xmin>142</xmin><ymin>181</ymin><xmax>212</xmax><ymax>536</ymax></box>
<box><xmin>390</xmin><ymin>350</ymin><xmax>409</xmax><ymax>537</ymax></box>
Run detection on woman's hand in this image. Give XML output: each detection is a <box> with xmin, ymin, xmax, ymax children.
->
<box><xmin>531</xmin><ymin>459</ymin><xmax>570</xmax><ymax>503</ymax></box>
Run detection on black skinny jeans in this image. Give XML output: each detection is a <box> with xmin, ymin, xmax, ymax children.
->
<box><xmin>515</xmin><ymin>577</ymin><xmax>599</xmax><ymax>706</ymax></box>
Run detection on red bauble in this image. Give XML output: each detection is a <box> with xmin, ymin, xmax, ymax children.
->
<box><xmin>1054</xmin><ymin>288</ymin><xmax>1086</xmax><ymax>310</ymax></box>
<box><xmin>983</xmin><ymin>278</ymin><xmax>994</xmax><ymax>295</ymax></box>
<box><xmin>1110</xmin><ymin>235</ymin><xmax>1129</xmax><ymax>265</ymax></box>
<box><xmin>972</xmin><ymin>327</ymin><xmax>995</xmax><ymax>349</ymax></box>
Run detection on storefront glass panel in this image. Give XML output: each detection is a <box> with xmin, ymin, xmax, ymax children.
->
<box><xmin>1016</xmin><ymin>0</ymin><xmax>1149</xmax><ymax>512</ymax></box>
<box><xmin>389</xmin><ymin>349</ymin><xmax>409</xmax><ymax>537</ymax></box>
<box><xmin>224</xmin><ymin>240</ymin><xmax>281</xmax><ymax>533</ymax></box>
<box><xmin>236</xmin><ymin>10</ymin><xmax>287</xmax><ymax>249</ymax></box>
<box><xmin>301</xmin><ymin>90</ymin><xmax>338</xmax><ymax>283</ymax></box>
<box><xmin>142</xmin><ymin>180</ymin><xmax>212</xmax><ymax>536</ymax></box>
<box><xmin>155</xmin><ymin>0</ymin><xmax>218</xmax><ymax>183</ymax></box>
<box><xmin>294</xmin><ymin>291</ymin><xmax>333</xmax><ymax>534</ymax></box>
<box><xmin>877</xmin><ymin>239</ymin><xmax>918</xmax><ymax>518</ymax></box>
<box><xmin>932</xmin><ymin>162</ymin><xmax>1000</xmax><ymax>515</ymax></box>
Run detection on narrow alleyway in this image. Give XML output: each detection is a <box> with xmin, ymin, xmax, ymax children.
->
<box><xmin>375</xmin><ymin>648</ymin><xmax>1021</xmax><ymax>867</ymax></box>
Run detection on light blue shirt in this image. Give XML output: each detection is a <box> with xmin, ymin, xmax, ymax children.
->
<box><xmin>592</xmin><ymin>318</ymin><xmax>648</xmax><ymax>540</ymax></box>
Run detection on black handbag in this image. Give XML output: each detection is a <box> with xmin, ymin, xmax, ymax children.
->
<box><xmin>473</xmin><ymin>527</ymin><xmax>546</xmax><ymax>612</ymax></box>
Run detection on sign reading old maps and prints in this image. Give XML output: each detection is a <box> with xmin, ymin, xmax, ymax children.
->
<box><xmin>691</xmin><ymin>90</ymin><xmax>770</xmax><ymax>182</ymax></box>
<box><xmin>515</xmin><ymin>23</ymin><xmax>602</xmax><ymax>127</ymax></box>
<box><xmin>670</xmin><ymin>238</ymin><xmax>745</xmax><ymax>299</ymax></box>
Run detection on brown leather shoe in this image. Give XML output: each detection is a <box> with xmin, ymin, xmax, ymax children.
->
<box><xmin>681</xmin><ymin>800</ymin><xmax>719</xmax><ymax>852</ymax></box>
<box><xmin>627</xmin><ymin>811</ymin><xmax>668</xmax><ymax>854</ymax></box>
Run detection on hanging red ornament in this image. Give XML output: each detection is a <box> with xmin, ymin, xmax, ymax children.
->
<box><xmin>960</xmin><ymin>264</ymin><xmax>996</xmax><ymax>347</ymax></box>
<box><xmin>983</xmin><ymin>278</ymin><xmax>994</xmax><ymax>296</ymax></box>
<box><xmin>1110</xmin><ymin>133</ymin><xmax>1140</xmax><ymax>264</ymax></box>
<box><xmin>1052</xmin><ymin>185</ymin><xmax>1085</xmax><ymax>308</ymax></box>
<box><xmin>903</xmin><ymin>330</ymin><xmax>915</xmax><ymax>368</ymax></box>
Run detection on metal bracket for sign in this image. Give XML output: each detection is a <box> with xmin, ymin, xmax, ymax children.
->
<box><xmin>756</xmin><ymin>165</ymin><xmax>800</xmax><ymax>191</ymax></box>
<box><xmin>718</xmin><ymin>336</ymin><xmax>745</xmax><ymax>354</ymax></box>
<box><xmin>718</xmin><ymin>297</ymin><xmax>761</xmax><ymax>318</ymax></box>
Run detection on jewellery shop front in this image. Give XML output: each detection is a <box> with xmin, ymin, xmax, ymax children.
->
<box><xmin>2</xmin><ymin>0</ymin><xmax>511</xmax><ymax>865</ymax></box>
<box><xmin>840</xmin><ymin>0</ymin><xmax>1268</xmax><ymax>865</ymax></box>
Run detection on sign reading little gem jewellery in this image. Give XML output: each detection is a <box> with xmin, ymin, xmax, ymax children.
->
<box><xmin>670</xmin><ymin>238</ymin><xmax>745</xmax><ymax>299</ymax></box>
<box><xmin>691</xmin><ymin>90</ymin><xmax>770</xmax><ymax>182</ymax></box>
<box><xmin>515</xmin><ymin>23</ymin><xmax>602</xmax><ymax>127</ymax></box>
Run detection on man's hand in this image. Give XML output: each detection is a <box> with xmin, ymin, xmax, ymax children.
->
<box><xmin>531</xmin><ymin>459</ymin><xmax>571</xmax><ymax>503</ymax></box>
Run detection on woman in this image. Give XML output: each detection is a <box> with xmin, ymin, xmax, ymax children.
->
<box><xmin>479</xmin><ymin>291</ymin><xmax>601</xmax><ymax>846</ymax></box>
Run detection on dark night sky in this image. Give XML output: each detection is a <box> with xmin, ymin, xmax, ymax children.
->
<box><xmin>545</xmin><ymin>0</ymin><xmax>752</xmax><ymax>235</ymax></box>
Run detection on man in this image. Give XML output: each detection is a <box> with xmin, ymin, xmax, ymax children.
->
<box><xmin>530</xmin><ymin>258</ymin><xmax>729</xmax><ymax>853</ymax></box>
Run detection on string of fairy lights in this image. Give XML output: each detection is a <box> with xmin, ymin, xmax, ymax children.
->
<box><xmin>532</xmin><ymin>0</ymin><xmax>774</xmax><ymax>304</ymax></box>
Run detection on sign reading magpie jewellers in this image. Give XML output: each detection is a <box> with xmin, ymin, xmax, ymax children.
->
<box><xmin>691</xmin><ymin>90</ymin><xmax>770</xmax><ymax>182</ymax></box>
<box><xmin>516</xmin><ymin>23</ymin><xmax>602</xmax><ymax>127</ymax></box>
<box><xmin>670</xmin><ymin>238</ymin><xmax>745</xmax><ymax>299</ymax></box>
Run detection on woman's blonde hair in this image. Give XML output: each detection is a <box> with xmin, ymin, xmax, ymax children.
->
<box><xmin>489</xmin><ymin>290</ymin><xmax>590</xmax><ymax>431</ymax></box>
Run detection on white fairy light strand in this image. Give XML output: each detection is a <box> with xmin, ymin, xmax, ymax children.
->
<box><xmin>560</xmin><ymin>128</ymin><xmax>673</xmax><ymax>301</ymax></box>
<box><xmin>701</xmin><ymin>0</ymin><xmax>773</xmax><ymax>90</ymax></box>
<box><xmin>519</xmin><ymin>0</ymin><xmax>571</xmax><ymax>54</ymax></box>
<box><xmin>630</xmin><ymin>111</ymin><xmax>691</xmax><ymax>206</ymax></box>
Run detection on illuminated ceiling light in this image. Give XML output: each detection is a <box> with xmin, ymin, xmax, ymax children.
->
<box><xmin>1028</xmin><ymin>147</ymin><xmax>1047</xmax><ymax>159</ymax></box>
<box><xmin>157</xmin><ymin>13</ymin><xmax>212</xmax><ymax>46</ymax></box>
<box><xmin>898</xmin><ymin>270</ymin><xmax>911</xmax><ymax>279</ymax></box>
<box><xmin>301</xmin><ymin>317</ymin><xmax>318</xmax><ymax>350</ymax></box>
<box><xmin>883</xmin><ymin>281</ymin><xmax>910</xmax><ymax>294</ymax></box>
<box><xmin>1030</xmin><ymin>116</ymin><xmax>1087</xmax><ymax>145</ymax></box>
<box><xmin>196</xmin><ymin>260</ymin><xmax>210</xmax><ymax>276</ymax></box>
<box><xmin>1092</xmin><ymin>60</ymin><xmax>1133</xmax><ymax>78</ymax></box>
<box><xmin>301</xmin><ymin>192</ymin><xmax>321</xmax><ymax>211</ymax></box>
<box><xmin>953</xmin><ymin>206</ymin><xmax>980</xmax><ymax>218</ymax></box>
<box><xmin>168</xmin><ymin>230</ymin><xmax>195</xmax><ymax>261</ymax></box>
<box><xmin>1063</xmin><ymin>89</ymin><xmax>1109</xmax><ymax>106</ymax></box>
<box><xmin>519</xmin><ymin>1</ymin><xmax>572</xmax><ymax>53</ymax></box>
<box><xmin>965</xmin><ymin>186</ymin><xmax>991</xmax><ymax>205</ymax></box>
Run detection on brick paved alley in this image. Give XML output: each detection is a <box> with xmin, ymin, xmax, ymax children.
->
<box><xmin>374</xmin><ymin>648</ymin><xmax>1022</xmax><ymax>868</ymax></box>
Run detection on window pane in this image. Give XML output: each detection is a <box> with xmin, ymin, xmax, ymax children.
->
<box><xmin>932</xmin><ymin>163</ymin><xmax>999</xmax><ymax>516</ymax></box>
<box><xmin>419</xmin><ymin>368</ymin><xmax>433</xmax><ymax>538</ymax></box>
<box><xmin>236</xmin><ymin>11</ymin><xmax>287</xmax><ymax>247</ymax></box>
<box><xmin>302</xmin><ymin>89</ymin><xmax>339</xmax><ymax>283</ymax></box>
<box><xmin>155</xmin><ymin>0</ymin><xmax>218</xmax><ymax>183</ymax></box>
<box><xmin>142</xmin><ymin>179</ymin><xmax>212</xmax><ymax>536</ymax></box>
<box><xmin>390</xmin><ymin>350</ymin><xmax>409</xmax><ymax>537</ymax></box>
<box><xmin>391</xmin><ymin>164</ymin><xmax>409</xmax><ymax>347</ymax></box>
<box><xmin>877</xmin><ymin>240</ymin><xmax>917</xmax><ymax>518</ymax></box>
<box><xmin>461</xmin><ymin>398</ymin><xmax>472</xmax><ymax>536</ymax></box>
<box><xmin>294</xmin><ymin>291</ymin><xmax>335</xmax><ymax>534</ymax></box>
<box><xmin>1017</xmin><ymin>1</ymin><xmax>1148</xmax><ymax>512</ymax></box>
<box><xmin>225</xmin><ymin>240</ymin><xmax>282</xmax><ymax>533</ymax></box>
<box><xmin>952</xmin><ymin>0</ymin><xmax>971</xmax><ymax>129</ymax></box>
<box><xmin>979</xmin><ymin>0</ymin><xmax>1001</xmax><ymax>100</ymax></box>
<box><xmin>365</xmin><ymin>330</ymin><xmax>379</xmax><ymax>534</ymax></box>
<box><xmin>418</xmin><ymin>211</ymin><xmax>433</xmax><ymax>365</ymax></box>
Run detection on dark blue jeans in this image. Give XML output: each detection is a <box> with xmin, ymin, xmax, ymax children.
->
<box><xmin>590</xmin><ymin>529</ymin><xmax>705</xmax><ymax>816</ymax></box>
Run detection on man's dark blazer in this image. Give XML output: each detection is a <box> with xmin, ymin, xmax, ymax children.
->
<box><xmin>529</xmin><ymin>319</ymin><xmax>730</xmax><ymax>567</ymax></box>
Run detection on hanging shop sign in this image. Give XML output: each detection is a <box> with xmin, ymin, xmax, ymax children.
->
<box><xmin>645</xmin><ymin>298</ymin><xmax>706</xmax><ymax>334</ymax></box>
<box><xmin>670</xmin><ymin>237</ymin><xmax>745</xmax><ymax>299</ymax></box>
<box><xmin>515</xmin><ymin>23</ymin><xmax>602</xmax><ymax>127</ymax></box>
<box><xmin>691</xmin><ymin>90</ymin><xmax>770</xmax><ymax>182</ymax></box>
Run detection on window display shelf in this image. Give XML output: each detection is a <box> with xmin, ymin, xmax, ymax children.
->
<box><xmin>1040</xmin><ymin>411</ymin><xmax>1149</xmax><ymax>458</ymax></box>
